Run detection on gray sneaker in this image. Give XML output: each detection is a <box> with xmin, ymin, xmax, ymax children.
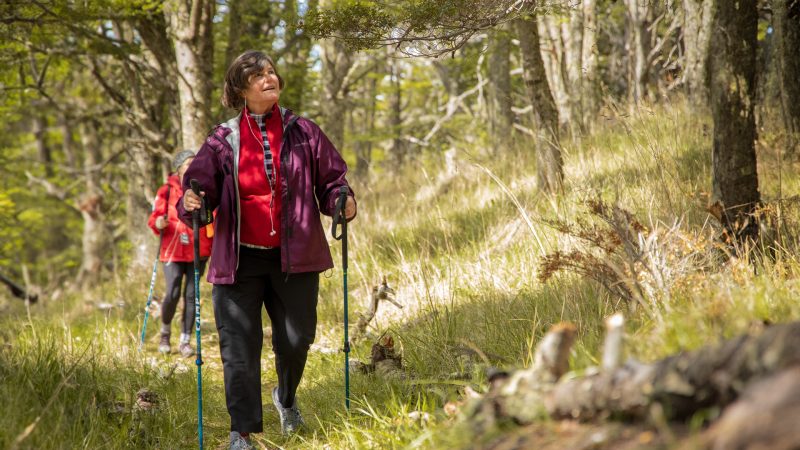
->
<box><xmin>158</xmin><ymin>333</ymin><xmax>170</xmax><ymax>354</ymax></box>
<box><xmin>179</xmin><ymin>343</ymin><xmax>194</xmax><ymax>358</ymax></box>
<box><xmin>229</xmin><ymin>431</ymin><xmax>254</xmax><ymax>450</ymax></box>
<box><xmin>272</xmin><ymin>387</ymin><xmax>305</xmax><ymax>435</ymax></box>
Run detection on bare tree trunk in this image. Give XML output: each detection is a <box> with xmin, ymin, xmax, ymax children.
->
<box><xmin>516</xmin><ymin>15</ymin><xmax>564</xmax><ymax>194</ymax></box>
<box><xmin>433</xmin><ymin>60</ymin><xmax>460</xmax><ymax>101</ymax></box>
<box><xmin>682</xmin><ymin>0</ymin><xmax>714</xmax><ymax>104</ymax></box>
<box><xmin>280</xmin><ymin>0</ymin><xmax>318</xmax><ymax>112</ymax></box>
<box><xmin>562</xmin><ymin>0</ymin><xmax>584</xmax><ymax>136</ymax></box>
<box><xmin>487</xmin><ymin>24</ymin><xmax>514</xmax><ymax>153</ymax></box>
<box><xmin>355</xmin><ymin>74</ymin><xmax>377</xmax><ymax>178</ymax></box>
<box><xmin>31</xmin><ymin>109</ymin><xmax>52</xmax><ymax>177</ymax></box>
<box><xmin>708</xmin><ymin>0</ymin><xmax>760</xmax><ymax>241</ymax></box>
<box><xmin>224</xmin><ymin>0</ymin><xmax>242</xmax><ymax>66</ymax></box>
<box><xmin>538</xmin><ymin>13</ymin><xmax>572</xmax><ymax>128</ymax></box>
<box><xmin>76</xmin><ymin>121</ymin><xmax>108</xmax><ymax>289</ymax></box>
<box><xmin>163</xmin><ymin>0</ymin><xmax>215</xmax><ymax>150</ymax></box>
<box><xmin>59</xmin><ymin>113</ymin><xmax>76</xmax><ymax>169</ymax></box>
<box><xmin>581</xmin><ymin>0</ymin><xmax>599</xmax><ymax>132</ymax></box>
<box><xmin>319</xmin><ymin>5</ymin><xmax>354</xmax><ymax>150</ymax></box>
<box><xmin>624</xmin><ymin>0</ymin><xmax>651</xmax><ymax>104</ymax></box>
<box><xmin>774</xmin><ymin>0</ymin><xmax>800</xmax><ymax>156</ymax></box>
<box><xmin>389</xmin><ymin>58</ymin><xmax>406</xmax><ymax>165</ymax></box>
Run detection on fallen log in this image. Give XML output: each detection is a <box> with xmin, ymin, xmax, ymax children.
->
<box><xmin>547</xmin><ymin>320</ymin><xmax>800</xmax><ymax>421</ymax></box>
<box><xmin>697</xmin><ymin>366</ymin><xmax>800</xmax><ymax>450</ymax></box>
<box><xmin>471</xmin><ymin>319</ymin><xmax>800</xmax><ymax>429</ymax></box>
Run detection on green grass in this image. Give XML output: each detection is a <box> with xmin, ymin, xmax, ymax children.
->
<box><xmin>3</xmin><ymin>100</ymin><xmax>800</xmax><ymax>449</ymax></box>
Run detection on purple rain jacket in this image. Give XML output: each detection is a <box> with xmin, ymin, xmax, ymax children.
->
<box><xmin>176</xmin><ymin>107</ymin><xmax>355</xmax><ymax>284</ymax></box>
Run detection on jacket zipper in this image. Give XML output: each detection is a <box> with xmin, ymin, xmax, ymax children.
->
<box><xmin>211</xmin><ymin>126</ymin><xmax>242</xmax><ymax>277</ymax></box>
<box><xmin>281</xmin><ymin>116</ymin><xmax>300</xmax><ymax>275</ymax></box>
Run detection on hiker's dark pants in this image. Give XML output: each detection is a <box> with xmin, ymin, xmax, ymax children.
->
<box><xmin>212</xmin><ymin>246</ymin><xmax>319</xmax><ymax>433</ymax></box>
<box><xmin>161</xmin><ymin>259</ymin><xmax>208</xmax><ymax>336</ymax></box>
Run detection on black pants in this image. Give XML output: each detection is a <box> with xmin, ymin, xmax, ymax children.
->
<box><xmin>161</xmin><ymin>259</ymin><xmax>208</xmax><ymax>336</ymax></box>
<box><xmin>212</xmin><ymin>246</ymin><xmax>319</xmax><ymax>433</ymax></box>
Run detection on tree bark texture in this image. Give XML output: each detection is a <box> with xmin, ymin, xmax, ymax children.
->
<box><xmin>681</xmin><ymin>0</ymin><xmax>714</xmax><ymax>104</ymax></box>
<box><xmin>708</xmin><ymin>0</ymin><xmax>760</xmax><ymax>239</ymax></box>
<box><xmin>515</xmin><ymin>15</ymin><xmax>564</xmax><ymax>193</ymax></box>
<box><xmin>774</xmin><ymin>0</ymin><xmax>800</xmax><ymax>156</ymax></box>
<box><xmin>163</xmin><ymin>0</ymin><xmax>215</xmax><ymax>150</ymax></box>
<box><xmin>487</xmin><ymin>24</ymin><xmax>514</xmax><ymax>153</ymax></box>
<box><xmin>581</xmin><ymin>0</ymin><xmax>599</xmax><ymax>131</ymax></box>
<box><xmin>538</xmin><ymin>13</ymin><xmax>572</xmax><ymax>128</ymax></box>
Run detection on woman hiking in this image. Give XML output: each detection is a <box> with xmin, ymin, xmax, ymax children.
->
<box><xmin>178</xmin><ymin>50</ymin><xmax>356</xmax><ymax>449</ymax></box>
<box><xmin>148</xmin><ymin>150</ymin><xmax>213</xmax><ymax>357</ymax></box>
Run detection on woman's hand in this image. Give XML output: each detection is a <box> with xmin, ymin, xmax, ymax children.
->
<box><xmin>183</xmin><ymin>189</ymin><xmax>205</xmax><ymax>212</ymax></box>
<box><xmin>345</xmin><ymin>196</ymin><xmax>356</xmax><ymax>220</ymax></box>
<box><xmin>155</xmin><ymin>216</ymin><xmax>167</xmax><ymax>230</ymax></box>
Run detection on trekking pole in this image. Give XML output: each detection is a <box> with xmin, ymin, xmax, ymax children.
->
<box><xmin>331</xmin><ymin>186</ymin><xmax>350</xmax><ymax>410</ymax></box>
<box><xmin>190</xmin><ymin>179</ymin><xmax>204</xmax><ymax>450</ymax></box>
<box><xmin>139</xmin><ymin>187</ymin><xmax>169</xmax><ymax>352</ymax></box>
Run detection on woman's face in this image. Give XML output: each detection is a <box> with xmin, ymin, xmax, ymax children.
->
<box><xmin>178</xmin><ymin>157</ymin><xmax>194</xmax><ymax>182</ymax></box>
<box><xmin>242</xmin><ymin>64</ymin><xmax>281</xmax><ymax>111</ymax></box>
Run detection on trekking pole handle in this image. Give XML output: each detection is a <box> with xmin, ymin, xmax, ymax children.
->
<box><xmin>332</xmin><ymin>186</ymin><xmax>349</xmax><ymax>240</ymax></box>
<box><xmin>190</xmin><ymin>179</ymin><xmax>201</xmax><ymax>204</ymax></box>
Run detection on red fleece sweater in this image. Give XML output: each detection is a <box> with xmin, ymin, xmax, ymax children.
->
<box><xmin>238</xmin><ymin>104</ymin><xmax>283</xmax><ymax>248</ymax></box>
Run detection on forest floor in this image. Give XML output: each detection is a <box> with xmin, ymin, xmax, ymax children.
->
<box><xmin>2</xmin><ymin>101</ymin><xmax>800</xmax><ymax>449</ymax></box>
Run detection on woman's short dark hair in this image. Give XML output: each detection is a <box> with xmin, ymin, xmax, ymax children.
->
<box><xmin>221</xmin><ymin>50</ymin><xmax>284</xmax><ymax>110</ymax></box>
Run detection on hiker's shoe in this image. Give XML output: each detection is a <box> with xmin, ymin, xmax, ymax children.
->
<box><xmin>158</xmin><ymin>333</ymin><xmax>170</xmax><ymax>354</ymax></box>
<box><xmin>229</xmin><ymin>431</ymin><xmax>254</xmax><ymax>450</ymax></box>
<box><xmin>272</xmin><ymin>387</ymin><xmax>305</xmax><ymax>435</ymax></box>
<box><xmin>179</xmin><ymin>343</ymin><xmax>194</xmax><ymax>358</ymax></box>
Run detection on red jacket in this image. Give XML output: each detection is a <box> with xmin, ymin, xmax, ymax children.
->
<box><xmin>148</xmin><ymin>174</ymin><xmax>213</xmax><ymax>262</ymax></box>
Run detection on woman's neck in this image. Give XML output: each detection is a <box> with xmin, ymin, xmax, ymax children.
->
<box><xmin>246</xmin><ymin>102</ymin><xmax>274</xmax><ymax>115</ymax></box>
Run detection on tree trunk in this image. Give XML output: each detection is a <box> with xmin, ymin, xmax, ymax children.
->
<box><xmin>538</xmin><ymin>13</ymin><xmax>572</xmax><ymax>128</ymax></box>
<box><xmin>708</xmin><ymin>0</ymin><xmax>760</xmax><ymax>241</ymax></box>
<box><xmin>59</xmin><ymin>113</ymin><xmax>77</xmax><ymax>169</ymax></box>
<box><xmin>163</xmin><ymin>0</ymin><xmax>215</xmax><ymax>150</ymax></box>
<box><xmin>682</xmin><ymin>0</ymin><xmax>714</xmax><ymax>104</ymax></box>
<box><xmin>562</xmin><ymin>0</ymin><xmax>584</xmax><ymax>137</ymax></box>
<box><xmin>76</xmin><ymin>121</ymin><xmax>108</xmax><ymax>289</ymax></box>
<box><xmin>487</xmin><ymin>24</ymin><xmax>514</xmax><ymax>153</ymax></box>
<box><xmin>624</xmin><ymin>0</ymin><xmax>650</xmax><ymax>104</ymax></box>
<box><xmin>774</xmin><ymin>0</ymin><xmax>800</xmax><ymax>156</ymax></box>
<box><xmin>31</xmin><ymin>109</ymin><xmax>52</xmax><ymax>177</ymax></box>
<box><xmin>389</xmin><ymin>58</ymin><xmax>406</xmax><ymax>165</ymax></box>
<box><xmin>581</xmin><ymin>0</ymin><xmax>599</xmax><ymax>132</ymax></box>
<box><xmin>355</xmin><ymin>74</ymin><xmax>378</xmax><ymax>178</ymax></box>
<box><xmin>516</xmin><ymin>15</ymin><xmax>564</xmax><ymax>194</ymax></box>
<box><xmin>319</xmin><ymin>1</ymin><xmax>354</xmax><ymax>150</ymax></box>
<box><xmin>280</xmin><ymin>0</ymin><xmax>318</xmax><ymax>112</ymax></box>
<box><xmin>224</xmin><ymin>0</ymin><xmax>242</xmax><ymax>66</ymax></box>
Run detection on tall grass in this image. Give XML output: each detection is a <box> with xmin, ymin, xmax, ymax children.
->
<box><xmin>2</xmin><ymin>101</ymin><xmax>800</xmax><ymax>448</ymax></box>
